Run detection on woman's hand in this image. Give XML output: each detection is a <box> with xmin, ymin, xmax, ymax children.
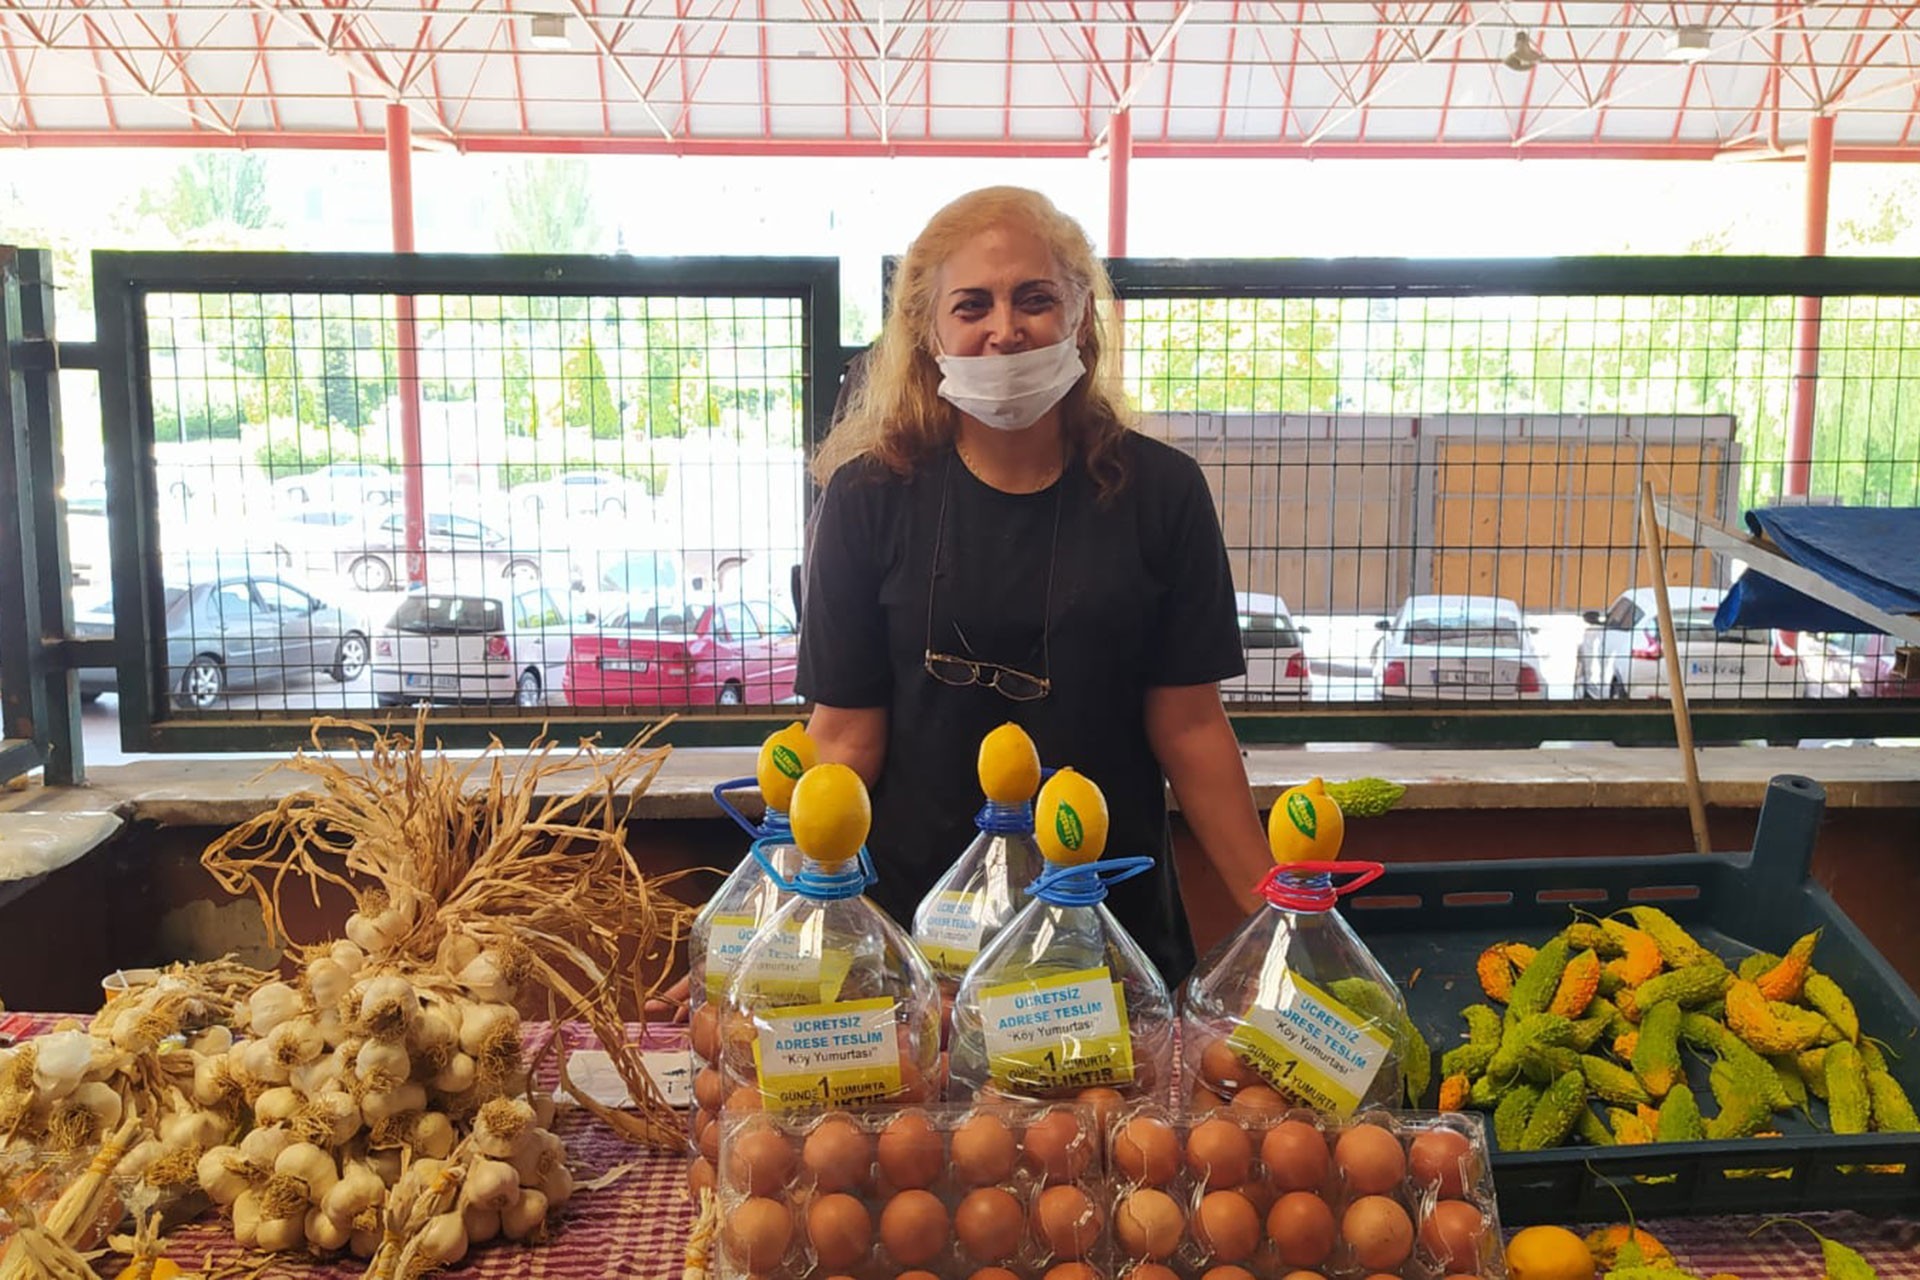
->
<box><xmin>645</xmin><ymin>973</ymin><xmax>692</xmax><ymax>1023</ymax></box>
<box><xmin>806</xmin><ymin>704</ymin><xmax>890</xmax><ymax>787</ymax></box>
<box><xmin>1145</xmin><ymin>683</ymin><xmax>1272</xmax><ymax>913</ymax></box>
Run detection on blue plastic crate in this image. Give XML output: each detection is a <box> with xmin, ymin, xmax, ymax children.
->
<box><xmin>1341</xmin><ymin>774</ymin><xmax>1920</xmax><ymax>1225</ymax></box>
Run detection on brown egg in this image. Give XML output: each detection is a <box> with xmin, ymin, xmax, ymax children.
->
<box><xmin>1079</xmin><ymin>1086</ymin><xmax>1126</xmax><ymax>1127</ymax></box>
<box><xmin>723</xmin><ymin>1083</ymin><xmax>764</xmax><ymax>1114</ymax></box>
<box><xmin>1187</xmin><ymin>1117</ymin><xmax>1255</xmax><ymax>1189</ymax></box>
<box><xmin>692</xmin><ymin>1067</ymin><xmax>724</xmax><ymax>1114</ymax></box>
<box><xmin>690</xmin><ymin>1002</ymin><xmax>719</xmax><ymax>1060</ymax></box>
<box><xmin>1229</xmin><ymin>1083</ymin><xmax>1290</xmax><ymax>1113</ymax></box>
<box><xmin>952</xmin><ymin>1112</ymin><xmax>1019</xmax><ymax>1186</ymax></box>
<box><xmin>806</xmin><ymin>1193</ymin><xmax>872</xmax><ymax>1270</ymax></box>
<box><xmin>1192</xmin><ymin>1189</ymin><xmax>1261</xmax><ymax>1263</ymax></box>
<box><xmin>955</xmin><ymin>1187</ymin><xmax>1025</xmax><ymax>1263</ymax></box>
<box><xmin>1025</xmin><ymin>1109</ymin><xmax>1092</xmax><ymax>1182</ymax></box>
<box><xmin>1206</xmin><ymin>1270</ymin><xmax>1261</xmax><ymax>1280</ymax></box>
<box><xmin>897</xmin><ymin>1273</ymin><xmax>942</xmax><ymax>1280</ymax></box>
<box><xmin>686</xmin><ymin>1156</ymin><xmax>714</xmax><ymax>1201</ymax></box>
<box><xmin>1408</xmin><ymin>1128</ymin><xmax>1476</xmax><ymax>1199</ymax></box>
<box><xmin>722</xmin><ymin>1195</ymin><xmax>791</xmax><ymax>1273</ymax></box>
<box><xmin>1334</xmin><ymin>1124</ymin><xmax>1407</xmax><ymax>1196</ymax></box>
<box><xmin>1115</xmin><ymin>1188</ymin><xmax>1185</xmax><ymax>1260</ymax></box>
<box><xmin>1044</xmin><ymin>1266</ymin><xmax>1101</xmax><ymax>1280</ymax></box>
<box><xmin>1262</xmin><ymin>1119</ymin><xmax>1332</xmax><ymax>1193</ymax></box>
<box><xmin>695</xmin><ymin>1112</ymin><xmax>719</xmax><ymax>1164</ymax></box>
<box><xmin>1342</xmin><ymin>1194</ymin><xmax>1414</xmax><ymax>1271</ymax></box>
<box><xmin>1266</xmin><ymin>1190</ymin><xmax>1336</xmax><ymax>1267</ymax></box>
<box><xmin>1126</xmin><ymin>1266</ymin><xmax>1182</xmax><ymax>1280</ymax></box>
<box><xmin>877</xmin><ymin>1112</ymin><xmax>946</xmax><ymax>1190</ymax></box>
<box><xmin>1113</xmin><ymin>1115</ymin><xmax>1182</xmax><ymax>1187</ymax></box>
<box><xmin>1032</xmin><ymin>1184</ymin><xmax>1102</xmax><ymax>1260</ymax></box>
<box><xmin>1191</xmin><ymin>1085</ymin><xmax>1230</xmax><ymax>1112</ymax></box>
<box><xmin>724</xmin><ymin>1121</ymin><xmax>795</xmax><ymax>1197</ymax></box>
<box><xmin>968</xmin><ymin>1270</ymin><xmax>1022</xmax><ymax>1280</ymax></box>
<box><xmin>880</xmin><ymin>1189</ymin><xmax>950</xmax><ymax>1267</ymax></box>
<box><xmin>1200</xmin><ymin>1037</ymin><xmax>1264</xmax><ymax>1090</ymax></box>
<box><xmin>1277</xmin><ymin>1273</ymin><xmax>1327</xmax><ymax>1280</ymax></box>
<box><xmin>804</xmin><ymin>1116</ymin><xmax>873</xmax><ymax>1193</ymax></box>
<box><xmin>1419</xmin><ymin>1198</ymin><xmax>1487</xmax><ymax>1272</ymax></box>
<box><xmin>1237</xmin><ymin>1178</ymin><xmax>1277</xmax><ymax>1218</ymax></box>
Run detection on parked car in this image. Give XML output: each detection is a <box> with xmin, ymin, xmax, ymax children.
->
<box><xmin>370</xmin><ymin>585</ymin><xmax>581</xmax><ymax>707</ymax></box>
<box><xmin>1575</xmin><ymin>587</ymin><xmax>1802</xmax><ymax>700</ymax></box>
<box><xmin>1798</xmin><ymin>631</ymin><xmax>1920</xmax><ymax>700</ymax></box>
<box><xmin>1373</xmin><ymin>594</ymin><xmax>1545</xmax><ymax>700</ymax></box>
<box><xmin>280</xmin><ymin>510</ymin><xmax>559</xmax><ymax>593</ymax></box>
<box><xmin>563</xmin><ymin>596</ymin><xmax>800</xmax><ymax>708</ymax></box>
<box><xmin>509</xmin><ymin>471</ymin><xmax>650</xmax><ymax>521</ymax></box>
<box><xmin>271</xmin><ymin>462</ymin><xmax>404</xmax><ymax>511</ymax></box>
<box><xmin>571</xmin><ymin>546</ymin><xmax>690</xmax><ymax>608</ymax></box>
<box><xmin>1222</xmin><ymin>591</ymin><xmax>1310</xmax><ymax>701</ymax></box>
<box><xmin>73</xmin><ymin>574</ymin><xmax>369</xmax><ymax>708</ymax></box>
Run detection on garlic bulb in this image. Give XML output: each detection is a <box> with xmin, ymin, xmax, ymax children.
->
<box><xmin>274</xmin><ymin>1142</ymin><xmax>340</xmax><ymax>1202</ymax></box>
<box><xmin>411</xmin><ymin>1211</ymin><xmax>468</xmax><ymax>1269</ymax></box>
<box><xmin>159</xmin><ymin>1107</ymin><xmax>226</xmax><ymax>1149</ymax></box>
<box><xmin>239</xmin><ymin>1125</ymin><xmax>295</xmax><ymax>1168</ymax></box>
<box><xmin>430</xmin><ymin>1053</ymin><xmax>477</xmax><ymax>1095</ymax></box>
<box><xmin>464</xmin><ymin>1157</ymin><xmax>520</xmax><ymax>1213</ymax></box>
<box><xmin>456</xmin><ymin>1004</ymin><xmax>517</xmax><ymax>1058</ymax></box>
<box><xmin>456</xmin><ymin>950</ymin><xmax>519</xmax><ymax>1004</ymax></box>
<box><xmin>462</xmin><ymin>1203</ymin><xmax>502</xmax><ymax>1246</ymax></box>
<box><xmin>356</xmin><ymin>1039</ymin><xmax>411</xmax><ymax>1088</ymax></box>
<box><xmin>305</xmin><ymin>956</ymin><xmax>351</xmax><ymax>1008</ymax></box>
<box><xmin>471</xmin><ymin>1097</ymin><xmax>535</xmax><ymax>1160</ymax></box>
<box><xmin>330</xmin><ymin>939</ymin><xmax>366</xmax><ymax>975</ymax></box>
<box><xmin>248</xmin><ymin>982</ymin><xmax>304</xmax><ymax>1037</ymax></box>
<box><xmin>268</xmin><ymin>1017</ymin><xmax>325</xmax><ymax>1069</ymax></box>
<box><xmin>357</xmin><ymin>975</ymin><xmax>421</xmax><ymax>1041</ymax></box>
<box><xmin>409</xmin><ymin>1110</ymin><xmax>455</xmax><ymax>1160</ymax></box>
<box><xmin>343</xmin><ymin>912</ymin><xmax>395</xmax><ymax>955</ymax></box>
<box><xmin>289</xmin><ymin>1047</ymin><xmax>346</xmax><ymax>1097</ymax></box>
<box><xmin>439</xmin><ymin>931</ymin><xmax>482</xmax><ymax>975</ymax></box>
<box><xmin>322</xmin><ymin>1162</ymin><xmax>386</xmax><ymax>1221</ymax></box>
<box><xmin>306</xmin><ymin>1206</ymin><xmax>353</xmax><ymax>1252</ymax></box>
<box><xmin>232</xmin><ymin>1190</ymin><xmax>263</xmax><ymax>1248</ymax></box>
<box><xmin>361</xmin><ymin>1081</ymin><xmax>426</xmax><ymax>1125</ymax></box>
<box><xmin>193</xmin><ymin>1024</ymin><xmax>235</xmax><ymax>1055</ymax></box>
<box><xmin>539</xmin><ymin>1160</ymin><xmax>573</xmax><ymax>1208</ymax></box>
<box><xmin>366</xmin><ymin>1146</ymin><xmax>403</xmax><ymax>1187</ymax></box>
<box><xmin>302</xmin><ymin>1091</ymin><xmax>361</xmax><ymax>1147</ymax></box>
<box><xmin>253</xmin><ymin>1086</ymin><xmax>303</xmax><ymax>1127</ymax></box>
<box><xmin>257</xmin><ymin>1215</ymin><xmax>306</xmax><ymax>1253</ymax></box>
<box><xmin>501</xmin><ymin>1188</ymin><xmax>549</xmax><ymax>1242</ymax></box>
<box><xmin>238</xmin><ymin>1036</ymin><xmax>290</xmax><ymax>1085</ymax></box>
<box><xmin>197</xmin><ymin>1145</ymin><xmax>254</xmax><ymax>1207</ymax></box>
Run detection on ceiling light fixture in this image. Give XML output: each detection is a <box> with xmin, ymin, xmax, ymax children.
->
<box><xmin>1665</xmin><ymin>24</ymin><xmax>1712</xmax><ymax>61</ymax></box>
<box><xmin>1503</xmin><ymin>30</ymin><xmax>1542</xmax><ymax>72</ymax></box>
<box><xmin>529</xmin><ymin>13</ymin><xmax>572</xmax><ymax>50</ymax></box>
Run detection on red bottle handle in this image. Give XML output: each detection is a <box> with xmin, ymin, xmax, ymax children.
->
<box><xmin>1257</xmin><ymin>860</ymin><xmax>1386</xmax><ymax>911</ymax></box>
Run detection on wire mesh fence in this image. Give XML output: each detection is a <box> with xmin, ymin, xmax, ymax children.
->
<box><xmin>1116</xmin><ymin>274</ymin><xmax>1920</xmax><ymax>711</ymax></box>
<box><xmin>94</xmin><ymin>264</ymin><xmax>825</xmax><ymax>738</ymax></box>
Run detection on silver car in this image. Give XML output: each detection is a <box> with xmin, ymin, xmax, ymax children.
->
<box><xmin>280</xmin><ymin>510</ymin><xmax>559</xmax><ymax>593</ymax></box>
<box><xmin>74</xmin><ymin>574</ymin><xmax>369</xmax><ymax>709</ymax></box>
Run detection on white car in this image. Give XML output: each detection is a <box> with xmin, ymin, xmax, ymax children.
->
<box><xmin>1576</xmin><ymin>587</ymin><xmax>1803</xmax><ymax>700</ymax></box>
<box><xmin>1373</xmin><ymin>594</ymin><xmax>1545</xmax><ymax>700</ymax></box>
<box><xmin>271</xmin><ymin>462</ymin><xmax>403</xmax><ymax>511</ymax></box>
<box><xmin>371</xmin><ymin>584</ymin><xmax>583</xmax><ymax>707</ymax></box>
<box><xmin>508</xmin><ymin>471</ymin><xmax>651</xmax><ymax>521</ymax></box>
<box><xmin>1222</xmin><ymin>591</ymin><xmax>1311</xmax><ymax>701</ymax></box>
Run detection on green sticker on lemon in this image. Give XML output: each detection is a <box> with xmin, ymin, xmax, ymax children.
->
<box><xmin>771</xmin><ymin>745</ymin><xmax>804</xmax><ymax>780</ymax></box>
<box><xmin>1055</xmin><ymin>802</ymin><xmax>1084</xmax><ymax>851</ymax></box>
<box><xmin>1287</xmin><ymin>791</ymin><xmax>1317</xmax><ymax>839</ymax></box>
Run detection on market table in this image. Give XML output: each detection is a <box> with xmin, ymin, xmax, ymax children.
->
<box><xmin>6</xmin><ymin>1017</ymin><xmax>1919</xmax><ymax>1279</ymax></box>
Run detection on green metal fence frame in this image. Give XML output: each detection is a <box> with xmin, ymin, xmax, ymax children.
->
<box><xmin>0</xmin><ymin>250</ymin><xmax>1907</xmax><ymax>764</ymax></box>
<box><xmin>91</xmin><ymin>250</ymin><xmax>842</xmax><ymax>754</ymax></box>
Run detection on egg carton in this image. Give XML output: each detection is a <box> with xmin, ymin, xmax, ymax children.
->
<box><xmin>1102</xmin><ymin>1103</ymin><xmax>1508</xmax><ymax>1280</ymax></box>
<box><xmin>711</xmin><ymin>1100</ymin><xmax>1110</xmax><ymax>1280</ymax></box>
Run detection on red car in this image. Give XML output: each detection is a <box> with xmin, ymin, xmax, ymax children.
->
<box><xmin>563</xmin><ymin>597</ymin><xmax>801</xmax><ymax>708</ymax></box>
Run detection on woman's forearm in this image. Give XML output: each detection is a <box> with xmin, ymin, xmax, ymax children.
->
<box><xmin>1145</xmin><ymin>685</ymin><xmax>1273</xmax><ymax>911</ymax></box>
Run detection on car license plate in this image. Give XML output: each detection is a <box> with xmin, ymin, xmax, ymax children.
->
<box><xmin>1434</xmin><ymin>669</ymin><xmax>1491</xmax><ymax>685</ymax></box>
<box><xmin>404</xmin><ymin>673</ymin><xmax>459</xmax><ymax>690</ymax></box>
<box><xmin>600</xmin><ymin>658</ymin><xmax>650</xmax><ymax>673</ymax></box>
<box><xmin>1689</xmin><ymin>661</ymin><xmax>1745</xmax><ymax>677</ymax></box>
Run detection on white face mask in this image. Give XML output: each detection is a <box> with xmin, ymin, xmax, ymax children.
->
<box><xmin>935</xmin><ymin>337</ymin><xmax>1086</xmax><ymax>432</ymax></box>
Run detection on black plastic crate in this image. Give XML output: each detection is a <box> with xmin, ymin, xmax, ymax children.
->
<box><xmin>1340</xmin><ymin>774</ymin><xmax>1920</xmax><ymax>1225</ymax></box>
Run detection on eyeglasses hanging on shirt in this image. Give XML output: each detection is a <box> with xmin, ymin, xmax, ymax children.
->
<box><xmin>922</xmin><ymin>451</ymin><xmax>1061</xmax><ymax>702</ymax></box>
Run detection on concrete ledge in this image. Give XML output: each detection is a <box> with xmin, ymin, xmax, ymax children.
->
<box><xmin>2</xmin><ymin>745</ymin><xmax>1915</xmax><ymax>826</ymax></box>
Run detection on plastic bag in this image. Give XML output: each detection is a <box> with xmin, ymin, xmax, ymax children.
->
<box><xmin>719</xmin><ymin>763</ymin><xmax>944</xmax><ymax>1115</ymax></box>
<box><xmin>1180</xmin><ymin>854</ymin><xmax>1412</xmax><ymax>1117</ymax></box>
<box><xmin>947</xmin><ymin>768</ymin><xmax>1175</xmax><ymax>1104</ymax></box>
<box><xmin>912</xmin><ymin>724</ymin><xmax>1046</xmax><ymax>1002</ymax></box>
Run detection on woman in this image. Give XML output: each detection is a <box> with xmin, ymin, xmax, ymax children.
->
<box><xmin>797</xmin><ymin>186</ymin><xmax>1271</xmax><ymax>987</ymax></box>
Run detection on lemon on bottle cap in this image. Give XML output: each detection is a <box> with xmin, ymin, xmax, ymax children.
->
<box><xmin>977</xmin><ymin>722</ymin><xmax>1042</xmax><ymax>805</ymax></box>
<box><xmin>1268</xmin><ymin>777</ymin><xmax>1345</xmax><ymax>864</ymax></box>
<box><xmin>1035</xmin><ymin>767</ymin><xmax>1108</xmax><ymax>866</ymax></box>
<box><xmin>789</xmin><ymin>762</ymin><xmax>871</xmax><ymax>868</ymax></box>
<box><xmin>755</xmin><ymin>721</ymin><xmax>817</xmax><ymax>813</ymax></box>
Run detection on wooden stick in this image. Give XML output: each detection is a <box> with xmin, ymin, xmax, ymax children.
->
<box><xmin>1640</xmin><ymin>480</ymin><xmax>1712</xmax><ymax>856</ymax></box>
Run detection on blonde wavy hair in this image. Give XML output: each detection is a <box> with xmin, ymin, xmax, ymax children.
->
<box><xmin>812</xmin><ymin>185</ymin><xmax>1134</xmax><ymax>496</ymax></box>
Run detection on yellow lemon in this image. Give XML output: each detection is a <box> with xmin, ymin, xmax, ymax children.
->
<box><xmin>756</xmin><ymin>721</ymin><xmax>817</xmax><ymax>813</ymax></box>
<box><xmin>114</xmin><ymin>1262</ymin><xmax>186</xmax><ymax>1280</ymax></box>
<box><xmin>1268</xmin><ymin>777</ymin><xmax>1345</xmax><ymax>864</ymax></box>
<box><xmin>789</xmin><ymin>762</ymin><xmax>871</xmax><ymax>867</ymax></box>
<box><xmin>1035</xmin><ymin>768</ymin><xmax>1108</xmax><ymax>866</ymax></box>
<box><xmin>1505</xmin><ymin>1225</ymin><xmax>1598</xmax><ymax>1280</ymax></box>
<box><xmin>977</xmin><ymin>722</ymin><xmax>1042</xmax><ymax>805</ymax></box>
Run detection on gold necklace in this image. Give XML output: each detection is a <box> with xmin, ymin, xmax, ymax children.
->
<box><xmin>956</xmin><ymin>439</ymin><xmax>1064</xmax><ymax>494</ymax></box>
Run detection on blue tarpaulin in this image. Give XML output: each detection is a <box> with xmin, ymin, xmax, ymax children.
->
<box><xmin>1714</xmin><ymin>506</ymin><xmax>1920</xmax><ymax>635</ymax></box>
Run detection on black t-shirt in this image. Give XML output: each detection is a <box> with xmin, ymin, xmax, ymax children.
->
<box><xmin>795</xmin><ymin>431</ymin><xmax>1245</xmax><ymax>989</ymax></box>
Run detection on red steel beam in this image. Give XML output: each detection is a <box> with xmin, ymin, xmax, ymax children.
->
<box><xmin>1214</xmin><ymin>0</ymin><xmax>1239</xmax><ymax>142</ymax></box>
<box><xmin>503</xmin><ymin>3</ymin><xmax>530</xmax><ymax>136</ymax></box>
<box><xmin>757</xmin><ymin>0</ymin><xmax>771</xmax><ymax>138</ymax></box>
<box><xmin>1785</xmin><ymin>110</ymin><xmax>1834</xmax><ymax>501</ymax></box>
<box><xmin>386</xmin><ymin>101</ymin><xmax>428</xmax><ymax>590</ymax></box>
<box><xmin>0</xmin><ymin>18</ymin><xmax>36</xmax><ymax>132</ymax></box>
<box><xmin>248</xmin><ymin>9</ymin><xmax>283</xmax><ymax>133</ymax></box>
<box><xmin>1107</xmin><ymin>103</ymin><xmax>1129</xmax><ymax>255</ymax></box>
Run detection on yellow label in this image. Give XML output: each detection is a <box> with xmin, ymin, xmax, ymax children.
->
<box><xmin>737</xmin><ymin>916</ymin><xmax>853</xmax><ymax>1004</ymax></box>
<box><xmin>703</xmin><ymin>914</ymin><xmax>759</xmax><ymax>1001</ymax></box>
<box><xmin>916</xmin><ymin>890</ymin><xmax>987</xmax><ymax>975</ymax></box>
<box><xmin>1227</xmin><ymin>973</ymin><xmax>1390</xmax><ymax>1117</ymax></box>
<box><xmin>979</xmin><ymin>967</ymin><xmax>1134</xmax><ymax>1092</ymax></box>
<box><xmin>751</xmin><ymin>997</ymin><xmax>902</xmax><ymax>1111</ymax></box>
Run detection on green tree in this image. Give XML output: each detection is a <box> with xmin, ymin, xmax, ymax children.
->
<box><xmin>494</xmin><ymin>159</ymin><xmax>602</xmax><ymax>254</ymax></box>
<box><xmin>562</xmin><ymin>334</ymin><xmax>620</xmax><ymax>438</ymax></box>
<box><xmin>133</xmin><ymin>154</ymin><xmax>276</xmax><ymax>240</ymax></box>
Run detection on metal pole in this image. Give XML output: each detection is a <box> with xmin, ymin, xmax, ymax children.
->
<box><xmin>1641</xmin><ymin>480</ymin><xmax>1712</xmax><ymax>856</ymax></box>
<box><xmin>1107</xmin><ymin>107</ymin><xmax>1132</xmax><ymax>258</ymax></box>
<box><xmin>1784</xmin><ymin>112</ymin><xmax>1835</xmax><ymax>500</ymax></box>
<box><xmin>386</xmin><ymin>102</ymin><xmax>427</xmax><ymax>588</ymax></box>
